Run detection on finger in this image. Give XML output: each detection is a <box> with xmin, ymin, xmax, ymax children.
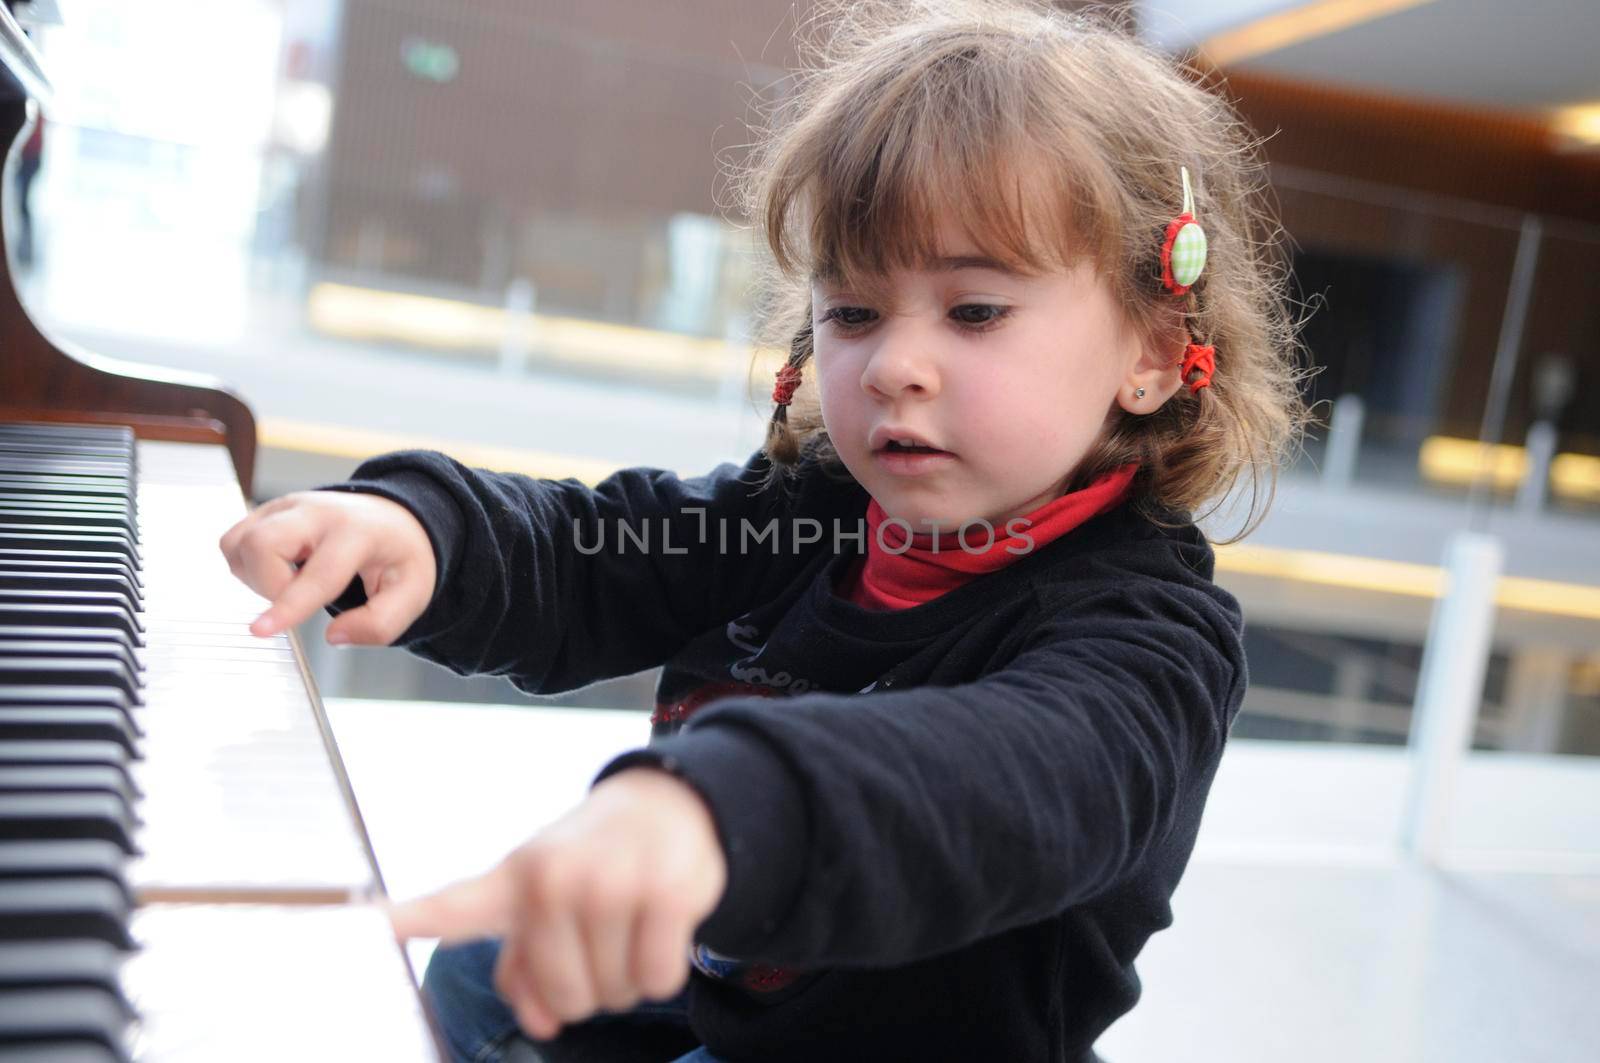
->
<box><xmin>229</xmin><ymin>515</ymin><xmax>312</xmax><ymax>608</ymax></box>
<box><xmin>387</xmin><ymin>863</ymin><xmax>516</xmax><ymax>943</ymax></box>
<box><xmin>496</xmin><ymin>936</ymin><xmax>561</xmax><ymax>1041</ymax></box>
<box><xmin>252</xmin><ymin>536</ymin><xmax>365</xmax><ymax>636</ymax></box>
<box><xmin>323</xmin><ymin>565</ymin><xmax>428</xmax><ymax>646</ymax></box>
<box><xmin>218</xmin><ymin>497</ymin><xmax>294</xmax><ymax>563</ymax></box>
<box><xmin>579</xmin><ymin>884</ymin><xmax>640</xmax><ymax>1013</ymax></box>
<box><xmin>520</xmin><ymin>900</ymin><xmax>598</xmax><ymax>1025</ymax></box>
<box><xmin>630</xmin><ymin>902</ymin><xmax>692</xmax><ymax>1001</ymax></box>
<box><xmin>218</xmin><ymin>518</ymin><xmax>248</xmax><ymax>565</ymax></box>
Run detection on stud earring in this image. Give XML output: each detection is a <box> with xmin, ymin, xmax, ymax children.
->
<box><xmin>1134</xmin><ymin>387</ymin><xmax>1146</xmax><ymax>400</ymax></box>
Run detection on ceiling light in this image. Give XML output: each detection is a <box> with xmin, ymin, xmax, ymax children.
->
<box><xmin>1199</xmin><ymin>0</ymin><xmax>1439</xmax><ymax>66</ymax></box>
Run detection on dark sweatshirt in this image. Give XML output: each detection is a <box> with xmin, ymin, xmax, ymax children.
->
<box><xmin>330</xmin><ymin>447</ymin><xmax>1247</xmax><ymax>1063</ymax></box>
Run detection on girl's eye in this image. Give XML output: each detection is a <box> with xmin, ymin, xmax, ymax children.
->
<box><xmin>821</xmin><ymin>306</ymin><xmax>877</xmax><ymax>330</ymax></box>
<box><xmin>950</xmin><ymin>304</ymin><xmax>1011</xmax><ymax>329</ymax></box>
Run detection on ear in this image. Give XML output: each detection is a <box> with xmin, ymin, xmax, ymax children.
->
<box><xmin>1114</xmin><ymin>315</ymin><xmax>1185</xmax><ymax>416</ymax></box>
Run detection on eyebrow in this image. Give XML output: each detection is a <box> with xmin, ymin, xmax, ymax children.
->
<box><xmin>809</xmin><ymin>255</ymin><xmax>1028</xmax><ymax>284</ymax></box>
<box><xmin>928</xmin><ymin>255</ymin><xmax>1026</xmax><ymax>275</ymax></box>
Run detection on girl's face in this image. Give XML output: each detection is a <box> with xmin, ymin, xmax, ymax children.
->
<box><xmin>812</xmin><ymin>217</ymin><xmax>1179</xmax><ymax>532</ymax></box>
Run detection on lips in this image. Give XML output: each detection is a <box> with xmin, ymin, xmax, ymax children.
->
<box><xmin>868</xmin><ymin>426</ymin><xmax>950</xmax><ymax>454</ymax></box>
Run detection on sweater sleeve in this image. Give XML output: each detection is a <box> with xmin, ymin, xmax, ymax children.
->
<box><xmin>321</xmin><ymin>448</ymin><xmax>822</xmax><ymax>694</ymax></box>
<box><xmin>596</xmin><ymin>572</ymin><xmax>1245</xmax><ymax>967</ymax></box>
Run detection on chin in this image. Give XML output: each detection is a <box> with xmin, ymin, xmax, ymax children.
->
<box><xmin>872</xmin><ymin>496</ymin><xmax>973</xmax><ymax>533</ymax></box>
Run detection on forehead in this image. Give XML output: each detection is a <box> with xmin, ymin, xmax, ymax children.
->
<box><xmin>801</xmin><ymin>145</ymin><xmax>1111</xmax><ymax>291</ymax></box>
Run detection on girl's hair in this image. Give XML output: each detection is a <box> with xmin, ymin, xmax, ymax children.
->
<box><xmin>736</xmin><ymin>0</ymin><xmax>1313</xmax><ymax>541</ymax></box>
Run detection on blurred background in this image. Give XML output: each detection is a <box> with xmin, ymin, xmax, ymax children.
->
<box><xmin>4</xmin><ymin>1</ymin><xmax>1598</xmax><ymax>1059</ymax></box>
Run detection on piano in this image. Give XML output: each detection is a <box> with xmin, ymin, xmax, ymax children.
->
<box><xmin>0</xmin><ymin>5</ymin><xmax>440</xmax><ymax>1060</ymax></box>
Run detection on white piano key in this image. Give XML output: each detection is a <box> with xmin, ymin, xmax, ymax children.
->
<box><xmin>123</xmin><ymin>903</ymin><xmax>438</xmax><ymax>1061</ymax></box>
<box><xmin>125</xmin><ymin>442</ymin><xmax>382</xmax><ymax>897</ymax></box>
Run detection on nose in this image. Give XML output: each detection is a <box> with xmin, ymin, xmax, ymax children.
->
<box><xmin>860</xmin><ymin>322</ymin><xmax>940</xmax><ymax>401</ymax></box>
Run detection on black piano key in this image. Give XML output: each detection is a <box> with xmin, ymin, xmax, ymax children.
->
<box><xmin>0</xmin><ymin>745</ymin><xmax>134</xmax><ymax>795</ymax></box>
<box><xmin>0</xmin><ymin>591</ymin><xmax>140</xmax><ymax>620</ymax></box>
<box><xmin>0</xmin><ymin>423</ymin><xmax>131</xmax><ymax>438</ymax></box>
<box><xmin>0</xmin><ymin>880</ymin><xmax>134</xmax><ymax>948</ymax></box>
<box><xmin>0</xmin><ymin>663</ymin><xmax>142</xmax><ymax>705</ymax></box>
<box><xmin>0</xmin><ymin>528</ymin><xmax>134</xmax><ymax>557</ymax></box>
<box><xmin>0</xmin><ymin>842</ymin><xmax>130</xmax><ymax>900</ymax></box>
<box><xmin>0</xmin><ymin>437</ymin><xmax>130</xmax><ymax>459</ymax></box>
<box><xmin>0</xmin><ymin>770</ymin><xmax>139</xmax><ymax>813</ymax></box>
<box><xmin>0</xmin><ymin>987</ymin><xmax>131</xmax><ymax>1060</ymax></box>
<box><xmin>0</xmin><ymin>689</ymin><xmax>139</xmax><ymax>727</ymax></box>
<box><xmin>0</xmin><ymin>447</ymin><xmax>130</xmax><ymax>467</ymax></box>
<box><xmin>0</xmin><ymin>513</ymin><xmax>137</xmax><ymax>539</ymax></box>
<box><xmin>0</xmin><ymin>556</ymin><xmax>142</xmax><ymax>592</ymax></box>
<box><xmin>0</xmin><ymin>643</ymin><xmax>143</xmax><ymax>682</ymax></box>
<box><xmin>0</xmin><ymin>796</ymin><xmax>139</xmax><ymax>855</ymax></box>
<box><xmin>0</xmin><ymin>421</ymin><xmax>132</xmax><ymax>439</ymax></box>
<box><xmin>0</xmin><ymin>941</ymin><xmax>127</xmax><ymax>1007</ymax></box>
<box><xmin>0</xmin><ymin>877</ymin><xmax>134</xmax><ymax>947</ymax></box>
<box><xmin>0</xmin><ymin>479</ymin><xmax>134</xmax><ymax>507</ymax></box>
<box><xmin>0</xmin><ymin>440</ymin><xmax>131</xmax><ymax>460</ymax></box>
<box><xmin>0</xmin><ymin>608</ymin><xmax>143</xmax><ymax>647</ymax></box>
<box><xmin>0</xmin><ymin>497</ymin><xmax>129</xmax><ymax>514</ymax></box>
<box><xmin>0</xmin><ymin>1043</ymin><xmax>123</xmax><ymax>1063</ymax></box>
<box><xmin>0</xmin><ymin>442</ymin><xmax>130</xmax><ymax>463</ymax></box>
<box><xmin>0</xmin><ymin>457</ymin><xmax>130</xmax><ymax>480</ymax></box>
<box><xmin>0</xmin><ymin>512</ymin><xmax>138</xmax><ymax>540</ymax></box>
<box><xmin>0</xmin><ymin>532</ymin><xmax>136</xmax><ymax>566</ymax></box>
<box><xmin>0</xmin><ymin>429</ymin><xmax>129</xmax><ymax>452</ymax></box>
<box><xmin>0</xmin><ymin>457</ymin><xmax>132</xmax><ymax>478</ymax></box>
<box><xmin>0</xmin><ymin>574</ymin><xmax>141</xmax><ymax>611</ymax></box>
<box><xmin>0</xmin><ymin>711</ymin><xmax>139</xmax><ymax>757</ymax></box>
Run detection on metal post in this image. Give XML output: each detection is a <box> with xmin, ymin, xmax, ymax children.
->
<box><xmin>1466</xmin><ymin>216</ymin><xmax>1542</xmax><ymax>527</ymax></box>
<box><xmin>1515</xmin><ymin>420</ymin><xmax>1557</xmax><ymax>513</ymax></box>
<box><xmin>1400</xmin><ymin>530</ymin><xmax>1502</xmax><ymax>861</ymax></box>
<box><xmin>1321</xmin><ymin>393</ymin><xmax>1364</xmax><ymax>489</ymax></box>
<box><xmin>499</xmin><ymin>277</ymin><xmax>535</xmax><ymax>376</ymax></box>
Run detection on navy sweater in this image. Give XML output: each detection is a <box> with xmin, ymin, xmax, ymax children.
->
<box><xmin>332</xmin><ymin>448</ymin><xmax>1247</xmax><ymax>1063</ymax></box>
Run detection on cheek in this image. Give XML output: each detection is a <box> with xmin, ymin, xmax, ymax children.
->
<box><xmin>966</xmin><ymin>372</ymin><xmax>1107</xmax><ymax>468</ymax></box>
<box><xmin>811</xmin><ymin>347</ymin><xmax>857</xmax><ymax>431</ymax></box>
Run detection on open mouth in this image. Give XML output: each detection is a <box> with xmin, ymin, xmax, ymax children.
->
<box><xmin>882</xmin><ymin>440</ymin><xmax>948</xmax><ymax>455</ymax></box>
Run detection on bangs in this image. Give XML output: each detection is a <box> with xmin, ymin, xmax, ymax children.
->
<box><xmin>760</xmin><ymin>39</ymin><xmax>1120</xmax><ymax>292</ymax></box>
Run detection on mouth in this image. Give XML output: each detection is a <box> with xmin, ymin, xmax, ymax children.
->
<box><xmin>881</xmin><ymin>440</ymin><xmax>949</xmax><ymax>455</ymax></box>
<box><xmin>869</xmin><ymin>428</ymin><xmax>952</xmax><ymax>456</ymax></box>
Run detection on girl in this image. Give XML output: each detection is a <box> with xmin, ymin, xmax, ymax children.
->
<box><xmin>221</xmin><ymin>1</ymin><xmax>1307</xmax><ymax>1060</ymax></box>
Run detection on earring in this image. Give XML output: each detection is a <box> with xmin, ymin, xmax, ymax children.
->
<box><xmin>1134</xmin><ymin>387</ymin><xmax>1146</xmax><ymax>400</ymax></box>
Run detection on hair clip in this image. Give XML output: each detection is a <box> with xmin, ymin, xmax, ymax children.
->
<box><xmin>1160</xmin><ymin>166</ymin><xmax>1207</xmax><ymax>296</ymax></box>
<box><xmin>772</xmin><ymin>363</ymin><xmax>803</xmax><ymax>406</ymax></box>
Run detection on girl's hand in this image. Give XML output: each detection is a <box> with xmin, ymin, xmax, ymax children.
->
<box><xmin>388</xmin><ymin>768</ymin><xmax>728</xmax><ymax>1039</ymax></box>
<box><xmin>218</xmin><ymin>491</ymin><xmax>436</xmax><ymax>644</ymax></box>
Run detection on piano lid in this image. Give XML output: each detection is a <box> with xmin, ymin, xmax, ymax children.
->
<box><xmin>0</xmin><ymin>0</ymin><xmax>49</xmax><ymax>103</ymax></box>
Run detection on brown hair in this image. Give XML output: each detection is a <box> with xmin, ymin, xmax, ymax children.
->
<box><xmin>738</xmin><ymin>0</ymin><xmax>1313</xmax><ymax>540</ymax></box>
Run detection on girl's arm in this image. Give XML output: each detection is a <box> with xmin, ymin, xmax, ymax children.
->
<box><xmin>597</xmin><ymin>573</ymin><xmax>1245</xmax><ymax>967</ymax></box>
<box><xmin>319</xmin><ymin>448</ymin><xmax>847</xmax><ymax>693</ymax></box>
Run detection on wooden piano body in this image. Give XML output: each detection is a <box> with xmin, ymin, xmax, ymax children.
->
<box><xmin>0</xmin><ymin>5</ymin><xmax>440</xmax><ymax>1058</ymax></box>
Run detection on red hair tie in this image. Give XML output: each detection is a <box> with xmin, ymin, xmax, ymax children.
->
<box><xmin>1178</xmin><ymin>343</ymin><xmax>1215</xmax><ymax>393</ymax></box>
<box><xmin>772</xmin><ymin>364</ymin><xmax>803</xmax><ymax>406</ymax></box>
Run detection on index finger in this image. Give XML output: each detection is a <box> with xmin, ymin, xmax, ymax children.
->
<box><xmin>251</xmin><ymin>538</ymin><xmax>363</xmax><ymax>636</ymax></box>
<box><xmin>387</xmin><ymin>862</ymin><xmax>517</xmax><ymax>943</ymax></box>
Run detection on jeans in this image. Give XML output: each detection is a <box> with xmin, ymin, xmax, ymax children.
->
<box><xmin>422</xmin><ymin>938</ymin><xmax>725</xmax><ymax>1063</ymax></box>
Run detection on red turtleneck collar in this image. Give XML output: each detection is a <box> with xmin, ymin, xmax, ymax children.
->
<box><xmin>840</xmin><ymin>463</ymin><xmax>1139</xmax><ymax>611</ymax></box>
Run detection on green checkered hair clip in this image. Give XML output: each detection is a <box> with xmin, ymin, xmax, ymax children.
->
<box><xmin>1159</xmin><ymin>166</ymin><xmax>1207</xmax><ymax>296</ymax></box>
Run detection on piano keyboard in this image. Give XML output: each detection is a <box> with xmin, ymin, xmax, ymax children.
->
<box><xmin>0</xmin><ymin>422</ymin><xmax>438</xmax><ymax>1061</ymax></box>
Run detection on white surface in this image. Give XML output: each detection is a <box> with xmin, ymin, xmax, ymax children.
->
<box><xmin>325</xmin><ymin>698</ymin><xmax>1600</xmax><ymax>1061</ymax></box>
